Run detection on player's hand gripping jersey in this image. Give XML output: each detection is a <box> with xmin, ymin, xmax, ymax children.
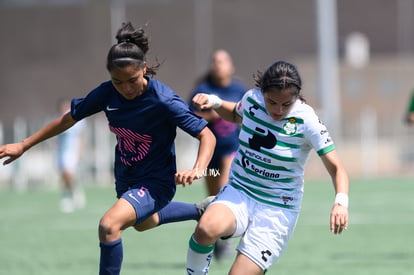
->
<box><xmin>230</xmin><ymin>88</ymin><xmax>335</xmax><ymax>210</ymax></box>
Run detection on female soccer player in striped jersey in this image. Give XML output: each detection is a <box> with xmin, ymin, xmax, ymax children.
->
<box><xmin>187</xmin><ymin>60</ymin><xmax>349</xmax><ymax>275</ymax></box>
<box><xmin>0</xmin><ymin>22</ymin><xmax>215</xmax><ymax>275</ymax></box>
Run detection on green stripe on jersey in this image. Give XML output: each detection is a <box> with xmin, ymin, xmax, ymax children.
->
<box><xmin>247</xmin><ymin>96</ymin><xmax>268</xmax><ymax>113</ymax></box>
<box><xmin>317</xmin><ymin>144</ymin><xmax>335</xmax><ymax>156</ymax></box>
<box><xmin>243</xmin><ymin>109</ymin><xmax>304</xmax><ymax>138</ymax></box>
<box><xmin>232</xmin><ymin>171</ymin><xmax>282</xmax><ymax>197</ymax></box>
<box><xmin>276</xmin><ymin>139</ymin><xmax>301</xmax><ymax>148</ymax></box>
<box><xmin>230</xmin><ymin>182</ymin><xmax>296</xmax><ymax>209</ymax></box>
<box><xmin>245</xmin><ymin>96</ymin><xmax>305</xmax><ymax>135</ymax></box>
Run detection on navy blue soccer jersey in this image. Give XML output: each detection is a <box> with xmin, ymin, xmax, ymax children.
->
<box><xmin>71</xmin><ymin>76</ymin><xmax>208</xmax><ymax>196</ymax></box>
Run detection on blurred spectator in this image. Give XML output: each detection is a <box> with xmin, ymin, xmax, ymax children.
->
<box><xmin>57</xmin><ymin>99</ymin><xmax>86</xmax><ymax>213</ymax></box>
<box><xmin>405</xmin><ymin>90</ymin><xmax>414</xmax><ymax>125</ymax></box>
<box><xmin>189</xmin><ymin>49</ymin><xmax>246</xmax><ymax>260</ymax></box>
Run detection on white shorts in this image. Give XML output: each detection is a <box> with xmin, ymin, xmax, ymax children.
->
<box><xmin>211</xmin><ymin>184</ymin><xmax>300</xmax><ymax>271</ymax></box>
<box><xmin>58</xmin><ymin>150</ymin><xmax>78</xmax><ymax>173</ymax></box>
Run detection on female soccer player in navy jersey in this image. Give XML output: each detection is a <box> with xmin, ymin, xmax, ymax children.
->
<box><xmin>0</xmin><ymin>22</ymin><xmax>215</xmax><ymax>275</ymax></box>
<box><xmin>186</xmin><ymin>61</ymin><xmax>349</xmax><ymax>275</ymax></box>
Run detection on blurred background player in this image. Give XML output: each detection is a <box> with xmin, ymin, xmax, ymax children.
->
<box><xmin>56</xmin><ymin>98</ymin><xmax>86</xmax><ymax>213</ymax></box>
<box><xmin>189</xmin><ymin>49</ymin><xmax>246</xmax><ymax>260</ymax></box>
<box><xmin>405</xmin><ymin>90</ymin><xmax>414</xmax><ymax>125</ymax></box>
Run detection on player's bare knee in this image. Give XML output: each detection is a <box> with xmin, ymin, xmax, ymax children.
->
<box><xmin>195</xmin><ymin>221</ymin><xmax>221</xmax><ymax>242</ymax></box>
<box><xmin>98</xmin><ymin>216</ymin><xmax>118</xmax><ymax>240</ymax></box>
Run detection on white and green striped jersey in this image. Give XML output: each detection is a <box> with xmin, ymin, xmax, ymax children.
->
<box><xmin>230</xmin><ymin>88</ymin><xmax>335</xmax><ymax>210</ymax></box>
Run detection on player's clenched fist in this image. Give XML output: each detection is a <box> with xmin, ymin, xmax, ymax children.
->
<box><xmin>192</xmin><ymin>93</ymin><xmax>222</xmax><ymax>110</ymax></box>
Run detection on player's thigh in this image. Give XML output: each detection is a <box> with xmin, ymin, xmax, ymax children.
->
<box><xmin>134</xmin><ymin>213</ymin><xmax>159</xmax><ymax>232</ymax></box>
<box><xmin>100</xmin><ymin>198</ymin><xmax>137</xmax><ymax>231</ymax></box>
<box><xmin>195</xmin><ymin>203</ymin><xmax>237</xmax><ymax>241</ymax></box>
<box><xmin>197</xmin><ymin>184</ymin><xmax>251</xmax><ymax>241</ymax></box>
<box><xmin>229</xmin><ymin>253</ymin><xmax>264</xmax><ymax>275</ymax></box>
<box><xmin>237</xmin><ymin>206</ymin><xmax>299</xmax><ymax>271</ymax></box>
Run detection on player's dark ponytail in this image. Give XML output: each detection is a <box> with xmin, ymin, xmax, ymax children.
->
<box><xmin>106</xmin><ymin>22</ymin><xmax>159</xmax><ymax>76</ymax></box>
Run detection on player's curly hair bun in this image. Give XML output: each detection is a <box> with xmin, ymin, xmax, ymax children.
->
<box><xmin>107</xmin><ymin>22</ymin><xmax>159</xmax><ymax>75</ymax></box>
<box><xmin>116</xmin><ymin>22</ymin><xmax>149</xmax><ymax>55</ymax></box>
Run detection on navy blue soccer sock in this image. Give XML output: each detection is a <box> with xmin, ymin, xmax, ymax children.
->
<box><xmin>99</xmin><ymin>238</ymin><xmax>123</xmax><ymax>275</ymax></box>
<box><xmin>158</xmin><ymin>201</ymin><xmax>199</xmax><ymax>225</ymax></box>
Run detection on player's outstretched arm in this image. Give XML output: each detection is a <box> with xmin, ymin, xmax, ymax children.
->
<box><xmin>320</xmin><ymin>150</ymin><xmax>349</xmax><ymax>235</ymax></box>
<box><xmin>175</xmin><ymin>126</ymin><xmax>216</xmax><ymax>187</ymax></box>
<box><xmin>192</xmin><ymin>93</ymin><xmax>241</xmax><ymax>124</ymax></box>
<box><xmin>0</xmin><ymin>112</ymin><xmax>77</xmax><ymax>165</ymax></box>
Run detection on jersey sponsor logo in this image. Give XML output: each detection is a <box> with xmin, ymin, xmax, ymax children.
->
<box><xmin>241</xmin><ymin>156</ymin><xmax>280</xmax><ymax>179</ymax></box>
<box><xmin>282</xmin><ymin>196</ymin><xmax>294</xmax><ymax>205</ymax></box>
<box><xmin>241</xmin><ymin>155</ymin><xmax>250</xmax><ymax>167</ymax></box>
<box><xmin>249</xmin><ymin>104</ymin><xmax>259</xmax><ymax>116</ymax></box>
<box><xmin>261</xmin><ymin>250</ymin><xmax>272</xmax><ymax>262</ymax></box>
<box><xmin>106</xmin><ymin>105</ymin><xmax>119</xmax><ymax>111</ymax></box>
<box><xmin>244</xmin><ymin>150</ymin><xmax>271</xmax><ymax>163</ymax></box>
<box><xmin>248</xmin><ymin>127</ymin><xmax>277</xmax><ymax>151</ymax></box>
<box><xmin>283</xmin><ymin>118</ymin><xmax>297</xmax><ymax>135</ymax></box>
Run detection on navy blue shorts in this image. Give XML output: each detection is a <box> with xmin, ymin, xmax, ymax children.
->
<box><xmin>121</xmin><ymin>186</ymin><xmax>172</xmax><ymax>224</ymax></box>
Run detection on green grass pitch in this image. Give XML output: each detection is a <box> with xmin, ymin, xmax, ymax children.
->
<box><xmin>0</xmin><ymin>177</ymin><xmax>413</xmax><ymax>274</ymax></box>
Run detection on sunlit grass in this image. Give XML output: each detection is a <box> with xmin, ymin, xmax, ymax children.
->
<box><xmin>0</xmin><ymin>177</ymin><xmax>413</xmax><ymax>274</ymax></box>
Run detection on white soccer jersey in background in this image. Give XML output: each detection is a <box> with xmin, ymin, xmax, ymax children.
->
<box><xmin>230</xmin><ymin>88</ymin><xmax>335</xmax><ymax>210</ymax></box>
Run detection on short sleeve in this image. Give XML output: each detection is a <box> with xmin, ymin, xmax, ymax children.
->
<box><xmin>71</xmin><ymin>83</ymin><xmax>109</xmax><ymax>121</ymax></box>
<box><xmin>167</xmin><ymin>94</ymin><xmax>208</xmax><ymax>137</ymax></box>
<box><xmin>304</xmin><ymin>110</ymin><xmax>335</xmax><ymax>156</ymax></box>
<box><xmin>234</xmin><ymin>89</ymin><xmax>254</xmax><ymax>118</ymax></box>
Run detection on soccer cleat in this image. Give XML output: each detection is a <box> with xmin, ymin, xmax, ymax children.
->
<box><xmin>73</xmin><ymin>187</ymin><xmax>86</xmax><ymax>209</ymax></box>
<box><xmin>195</xmin><ymin>196</ymin><xmax>215</xmax><ymax>217</ymax></box>
<box><xmin>60</xmin><ymin>196</ymin><xmax>75</xmax><ymax>213</ymax></box>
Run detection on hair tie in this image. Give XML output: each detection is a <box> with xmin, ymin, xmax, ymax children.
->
<box><xmin>119</xmin><ymin>38</ymin><xmax>131</xmax><ymax>44</ymax></box>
